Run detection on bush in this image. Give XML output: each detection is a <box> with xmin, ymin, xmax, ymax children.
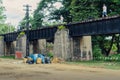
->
<box><xmin>17</xmin><ymin>31</ymin><xmax>25</xmax><ymax>38</ymax></box>
<box><xmin>47</xmin><ymin>52</ymin><xmax>53</xmax><ymax>58</ymax></box>
<box><xmin>58</xmin><ymin>25</ymin><xmax>66</xmax><ymax>30</ymax></box>
<box><xmin>93</xmin><ymin>45</ymin><xmax>103</xmax><ymax>58</ymax></box>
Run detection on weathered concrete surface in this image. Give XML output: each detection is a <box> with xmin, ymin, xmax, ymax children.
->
<box><xmin>71</xmin><ymin>37</ymin><xmax>81</xmax><ymax>60</ymax></box>
<box><xmin>16</xmin><ymin>35</ymin><xmax>26</xmax><ymax>58</ymax></box>
<box><xmin>80</xmin><ymin>36</ymin><xmax>92</xmax><ymax>60</ymax></box>
<box><xmin>53</xmin><ymin>29</ymin><xmax>71</xmax><ymax>60</ymax></box>
<box><xmin>38</xmin><ymin>39</ymin><xmax>46</xmax><ymax>54</ymax></box>
<box><xmin>29</xmin><ymin>41</ymin><xmax>33</xmax><ymax>54</ymax></box>
<box><xmin>0</xmin><ymin>37</ymin><xmax>4</xmax><ymax>56</ymax></box>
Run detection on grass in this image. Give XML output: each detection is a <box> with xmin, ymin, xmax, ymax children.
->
<box><xmin>0</xmin><ymin>56</ymin><xmax>15</xmax><ymax>59</ymax></box>
<box><xmin>66</xmin><ymin>61</ymin><xmax>120</xmax><ymax>70</ymax></box>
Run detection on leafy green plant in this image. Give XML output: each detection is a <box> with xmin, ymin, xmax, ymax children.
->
<box><xmin>0</xmin><ymin>56</ymin><xmax>15</xmax><ymax>59</ymax></box>
<box><xmin>47</xmin><ymin>52</ymin><xmax>53</xmax><ymax>58</ymax></box>
<box><xmin>93</xmin><ymin>45</ymin><xmax>103</xmax><ymax>57</ymax></box>
<box><xmin>17</xmin><ymin>31</ymin><xmax>25</xmax><ymax>39</ymax></box>
<box><xmin>58</xmin><ymin>25</ymin><xmax>66</xmax><ymax>30</ymax></box>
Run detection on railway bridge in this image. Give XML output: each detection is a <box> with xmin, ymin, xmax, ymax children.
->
<box><xmin>1</xmin><ymin>16</ymin><xmax>120</xmax><ymax>60</ymax></box>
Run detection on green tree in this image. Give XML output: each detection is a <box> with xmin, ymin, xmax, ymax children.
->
<box><xmin>0</xmin><ymin>0</ymin><xmax>6</xmax><ymax>24</ymax></box>
<box><xmin>33</xmin><ymin>0</ymin><xmax>59</xmax><ymax>29</ymax></box>
<box><xmin>32</xmin><ymin>0</ymin><xmax>120</xmax><ymax>56</ymax></box>
<box><xmin>70</xmin><ymin>0</ymin><xmax>99</xmax><ymax>22</ymax></box>
<box><xmin>0</xmin><ymin>0</ymin><xmax>15</xmax><ymax>34</ymax></box>
<box><xmin>19</xmin><ymin>16</ymin><xmax>34</xmax><ymax>30</ymax></box>
<box><xmin>50</xmin><ymin>0</ymin><xmax>72</xmax><ymax>23</ymax></box>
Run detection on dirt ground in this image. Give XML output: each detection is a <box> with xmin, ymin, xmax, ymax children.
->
<box><xmin>0</xmin><ymin>59</ymin><xmax>120</xmax><ymax>80</ymax></box>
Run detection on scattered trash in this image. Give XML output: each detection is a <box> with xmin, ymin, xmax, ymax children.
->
<box><xmin>23</xmin><ymin>54</ymin><xmax>65</xmax><ymax>64</ymax></box>
<box><xmin>51</xmin><ymin>57</ymin><xmax>64</xmax><ymax>63</ymax></box>
<box><xmin>36</xmin><ymin>58</ymin><xmax>42</xmax><ymax>64</ymax></box>
<box><xmin>23</xmin><ymin>58</ymin><xmax>28</xmax><ymax>63</ymax></box>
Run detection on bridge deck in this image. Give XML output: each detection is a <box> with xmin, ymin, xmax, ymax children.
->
<box><xmin>3</xmin><ymin>16</ymin><xmax>120</xmax><ymax>42</ymax></box>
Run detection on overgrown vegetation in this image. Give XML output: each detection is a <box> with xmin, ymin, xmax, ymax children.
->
<box><xmin>0</xmin><ymin>56</ymin><xmax>15</xmax><ymax>59</ymax></box>
<box><xmin>93</xmin><ymin>54</ymin><xmax>120</xmax><ymax>62</ymax></box>
<box><xmin>0</xmin><ymin>0</ymin><xmax>15</xmax><ymax>34</ymax></box>
<box><xmin>58</xmin><ymin>25</ymin><xmax>66</xmax><ymax>30</ymax></box>
<box><xmin>66</xmin><ymin>61</ymin><xmax>120</xmax><ymax>70</ymax></box>
<box><xmin>17</xmin><ymin>0</ymin><xmax>120</xmax><ymax>57</ymax></box>
<box><xmin>17</xmin><ymin>31</ymin><xmax>25</xmax><ymax>39</ymax></box>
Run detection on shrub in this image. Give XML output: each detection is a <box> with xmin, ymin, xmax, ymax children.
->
<box><xmin>58</xmin><ymin>25</ymin><xmax>66</xmax><ymax>30</ymax></box>
<box><xmin>17</xmin><ymin>31</ymin><xmax>25</xmax><ymax>39</ymax></box>
<box><xmin>47</xmin><ymin>52</ymin><xmax>53</xmax><ymax>58</ymax></box>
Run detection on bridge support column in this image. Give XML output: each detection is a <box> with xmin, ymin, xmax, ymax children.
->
<box><xmin>4</xmin><ymin>41</ymin><xmax>16</xmax><ymax>56</ymax></box>
<box><xmin>38</xmin><ymin>39</ymin><xmax>47</xmax><ymax>54</ymax></box>
<box><xmin>70</xmin><ymin>36</ymin><xmax>92</xmax><ymax>61</ymax></box>
<box><xmin>32</xmin><ymin>40</ymin><xmax>40</xmax><ymax>53</ymax></box>
<box><xmin>80</xmin><ymin>36</ymin><xmax>92</xmax><ymax>60</ymax></box>
<box><xmin>16</xmin><ymin>35</ymin><xmax>26</xmax><ymax>58</ymax></box>
<box><xmin>29</xmin><ymin>41</ymin><xmax>33</xmax><ymax>54</ymax></box>
<box><xmin>53</xmin><ymin>29</ymin><xmax>71</xmax><ymax>60</ymax></box>
<box><xmin>71</xmin><ymin>37</ymin><xmax>81</xmax><ymax>60</ymax></box>
<box><xmin>0</xmin><ymin>37</ymin><xmax>4</xmax><ymax>56</ymax></box>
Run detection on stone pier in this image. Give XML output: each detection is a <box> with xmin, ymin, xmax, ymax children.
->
<box><xmin>15</xmin><ymin>35</ymin><xmax>26</xmax><ymax>58</ymax></box>
<box><xmin>53</xmin><ymin>29</ymin><xmax>71</xmax><ymax>60</ymax></box>
<box><xmin>53</xmin><ymin>29</ymin><xmax>92</xmax><ymax>61</ymax></box>
<box><xmin>80</xmin><ymin>36</ymin><xmax>92</xmax><ymax>60</ymax></box>
<box><xmin>0</xmin><ymin>30</ymin><xmax>92</xmax><ymax>61</ymax></box>
<box><xmin>0</xmin><ymin>37</ymin><xmax>4</xmax><ymax>56</ymax></box>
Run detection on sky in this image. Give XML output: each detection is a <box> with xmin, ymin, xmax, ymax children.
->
<box><xmin>3</xmin><ymin>0</ymin><xmax>40</xmax><ymax>28</ymax></box>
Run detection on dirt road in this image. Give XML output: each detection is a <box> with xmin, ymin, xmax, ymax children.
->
<box><xmin>0</xmin><ymin>59</ymin><xmax>120</xmax><ymax>80</ymax></box>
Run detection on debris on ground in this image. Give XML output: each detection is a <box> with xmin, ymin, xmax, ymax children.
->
<box><xmin>36</xmin><ymin>58</ymin><xmax>42</xmax><ymax>64</ymax></box>
<box><xmin>51</xmin><ymin>57</ymin><xmax>64</xmax><ymax>63</ymax></box>
<box><xmin>23</xmin><ymin>54</ymin><xmax>65</xmax><ymax>64</ymax></box>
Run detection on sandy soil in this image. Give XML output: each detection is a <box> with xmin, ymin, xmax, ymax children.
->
<box><xmin>0</xmin><ymin>59</ymin><xmax>120</xmax><ymax>80</ymax></box>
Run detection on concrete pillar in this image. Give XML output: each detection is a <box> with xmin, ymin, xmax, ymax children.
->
<box><xmin>16</xmin><ymin>35</ymin><xmax>26</xmax><ymax>58</ymax></box>
<box><xmin>72</xmin><ymin>37</ymin><xmax>81</xmax><ymax>60</ymax></box>
<box><xmin>80</xmin><ymin>36</ymin><xmax>92</xmax><ymax>60</ymax></box>
<box><xmin>29</xmin><ymin>41</ymin><xmax>33</xmax><ymax>54</ymax></box>
<box><xmin>53</xmin><ymin>29</ymin><xmax>71</xmax><ymax>60</ymax></box>
<box><xmin>0</xmin><ymin>36</ymin><xmax>4</xmax><ymax>56</ymax></box>
<box><xmin>11</xmin><ymin>41</ymin><xmax>16</xmax><ymax>55</ymax></box>
<box><xmin>38</xmin><ymin>39</ymin><xmax>46</xmax><ymax>54</ymax></box>
<box><xmin>3</xmin><ymin>41</ymin><xmax>16</xmax><ymax>56</ymax></box>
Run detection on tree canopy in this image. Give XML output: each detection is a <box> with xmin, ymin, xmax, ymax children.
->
<box><xmin>0</xmin><ymin>0</ymin><xmax>15</xmax><ymax>34</ymax></box>
<box><xmin>19</xmin><ymin>0</ymin><xmax>120</xmax><ymax>56</ymax></box>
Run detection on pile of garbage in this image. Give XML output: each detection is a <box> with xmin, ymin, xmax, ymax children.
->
<box><xmin>23</xmin><ymin>54</ymin><xmax>64</xmax><ymax>64</ymax></box>
<box><xmin>23</xmin><ymin>54</ymin><xmax>51</xmax><ymax>64</ymax></box>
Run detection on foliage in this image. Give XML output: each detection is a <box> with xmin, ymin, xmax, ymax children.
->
<box><xmin>58</xmin><ymin>25</ymin><xmax>66</xmax><ymax>30</ymax></box>
<box><xmin>0</xmin><ymin>0</ymin><xmax>15</xmax><ymax>34</ymax></box>
<box><xmin>18</xmin><ymin>16</ymin><xmax>34</xmax><ymax>30</ymax></box>
<box><xmin>0</xmin><ymin>0</ymin><xmax>6</xmax><ymax>24</ymax></box>
<box><xmin>50</xmin><ymin>0</ymin><xmax>72</xmax><ymax>23</ymax></box>
<box><xmin>66</xmin><ymin>61</ymin><xmax>120</xmax><ymax>70</ymax></box>
<box><xmin>92</xmin><ymin>35</ymin><xmax>115</xmax><ymax>56</ymax></box>
<box><xmin>22</xmin><ymin>0</ymin><xmax>120</xmax><ymax>56</ymax></box>
<box><xmin>70</xmin><ymin>0</ymin><xmax>99</xmax><ymax>22</ymax></box>
<box><xmin>111</xmin><ymin>44</ymin><xmax>117</xmax><ymax>52</ymax></box>
<box><xmin>0</xmin><ymin>56</ymin><xmax>15</xmax><ymax>59</ymax></box>
<box><xmin>17</xmin><ymin>31</ymin><xmax>25</xmax><ymax>39</ymax></box>
<box><xmin>32</xmin><ymin>0</ymin><xmax>60</xmax><ymax>29</ymax></box>
<box><xmin>47</xmin><ymin>52</ymin><xmax>54</xmax><ymax>58</ymax></box>
<box><xmin>0</xmin><ymin>23</ymin><xmax>15</xmax><ymax>34</ymax></box>
<box><xmin>93</xmin><ymin>54</ymin><xmax>120</xmax><ymax>62</ymax></box>
<box><xmin>93</xmin><ymin>45</ymin><xmax>103</xmax><ymax>58</ymax></box>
